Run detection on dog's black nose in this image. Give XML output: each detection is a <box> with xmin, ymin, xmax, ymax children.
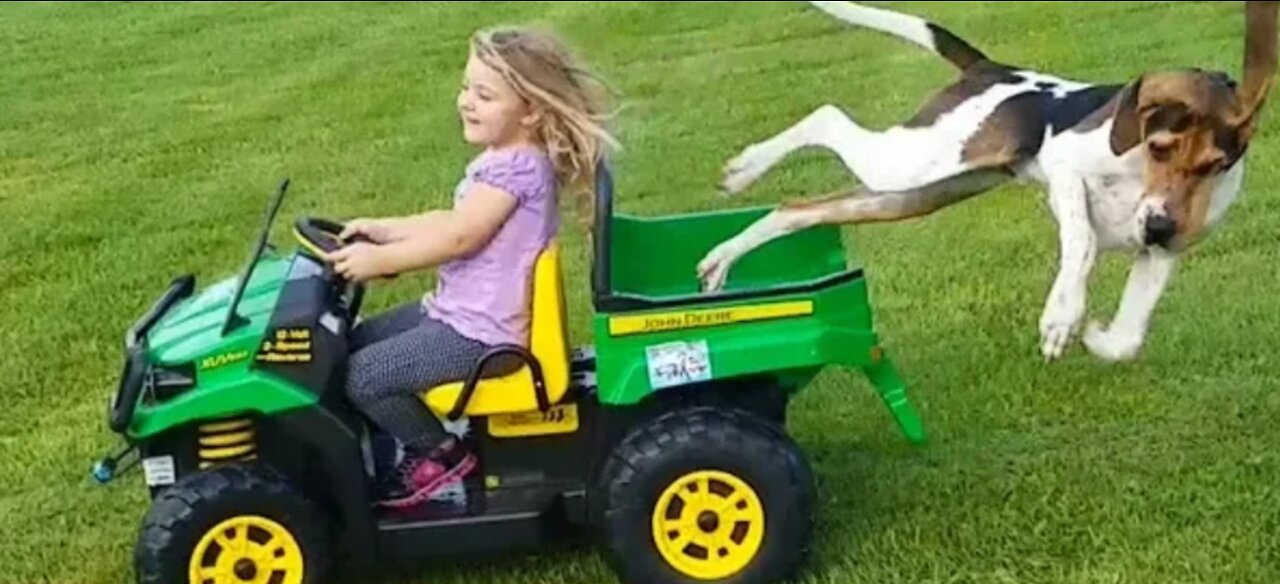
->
<box><xmin>1144</xmin><ymin>215</ymin><xmax>1177</xmax><ymax>247</ymax></box>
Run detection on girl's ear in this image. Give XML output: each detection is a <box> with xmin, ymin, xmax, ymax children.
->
<box><xmin>521</xmin><ymin>109</ymin><xmax>542</xmax><ymax>128</ymax></box>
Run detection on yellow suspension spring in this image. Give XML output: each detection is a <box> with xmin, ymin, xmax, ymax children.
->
<box><xmin>197</xmin><ymin>417</ymin><xmax>257</xmax><ymax>470</ymax></box>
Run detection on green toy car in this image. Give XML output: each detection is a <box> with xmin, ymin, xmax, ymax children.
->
<box><xmin>95</xmin><ymin>165</ymin><xmax>926</xmax><ymax>584</ymax></box>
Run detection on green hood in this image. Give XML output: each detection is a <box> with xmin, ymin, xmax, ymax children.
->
<box><xmin>144</xmin><ymin>254</ymin><xmax>294</xmax><ymax>366</ymax></box>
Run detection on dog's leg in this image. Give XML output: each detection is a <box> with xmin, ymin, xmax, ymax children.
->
<box><xmin>1083</xmin><ymin>248</ymin><xmax>1178</xmax><ymax>361</ymax></box>
<box><xmin>722</xmin><ymin>104</ymin><xmax>894</xmax><ymax>195</ymax></box>
<box><xmin>697</xmin><ymin>198</ymin><xmax>837</xmax><ymax>292</ymax></box>
<box><xmin>1039</xmin><ymin>173</ymin><xmax>1097</xmax><ymax>361</ymax></box>
<box><xmin>698</xmin><ymin>170</ymin><xmax>1006</xmax><ymax>291</ymax></box>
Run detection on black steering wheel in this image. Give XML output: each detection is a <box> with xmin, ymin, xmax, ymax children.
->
<box><xmin>294</xmin><ymin>217</ymin><xmax>370</xmax><ymax>256</ymax></box>
<box><xmin>294</xmin><ymin>216</ymin><xmax>371</xmax><ymax>318</ymax></box>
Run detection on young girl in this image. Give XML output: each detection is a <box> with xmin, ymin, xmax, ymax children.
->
<box><xmin>323</xmin><ymin>25</ymin><xmax>618</xmax><ymax>509</ymax></box>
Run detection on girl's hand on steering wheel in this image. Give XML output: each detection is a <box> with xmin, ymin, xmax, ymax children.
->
<box><xmin>324</xmin><ymin>242</ymin><xmax>392</xmax><ymax>283</ymax></box>
<box><xmin>339</xmin><ymin>218</ymin><xmax>395</xmax><ymax>244</ymax></box>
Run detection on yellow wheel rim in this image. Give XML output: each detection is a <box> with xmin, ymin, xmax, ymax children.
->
<box><xmin>188</xmin><ymin>516</ymin><xmax>305</xmax><ymax>584</ymax></box>
<box><xmin>651</xmin><ymin>470</ymin><xmax>765</xmax><ymax>580</ymax></box>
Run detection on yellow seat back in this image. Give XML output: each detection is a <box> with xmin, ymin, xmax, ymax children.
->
<box><xmin>422</xmin><ymin>241</ymin><xmax>570</xmax><ymax>417</ymax></box>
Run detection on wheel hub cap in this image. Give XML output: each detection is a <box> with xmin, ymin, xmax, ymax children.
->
<box><xmin>188</xmin><ymin>515</ymin><xmax>305</xmax><ymax>584</ymax></box>
<box><xmin>233</xmin><ymin>559</ymin><xmax>257</xmax><ymax>581</ymax></box>
<box><xmin>651</xmin><ymin>470</ymin><xmax>765</xmax><ymax>580</ymax></box>
<box><xmin>697</xmin><ymin>511</ymin><xmax>719</xmax><ymax>533</ymax></box>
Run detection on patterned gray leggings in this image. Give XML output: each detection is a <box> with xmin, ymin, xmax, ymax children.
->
<box><xmin>346</xmin><ymin>301</ymin><xmax>519</xmax><ymax>450</ymax></box>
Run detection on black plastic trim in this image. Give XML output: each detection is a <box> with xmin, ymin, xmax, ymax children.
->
<box><xmin>223</xmin><ymin>179</ymin><xmax>290</xmax><ymax>337</ymax></box>
<box><xmin>591</xmin><ymin>162</ymin><xmax>614</xmax><ymax>313</ymax></box>
<box><xmin>109</xmin><ymin>274</ymin><xmax>196</xmax><ymax>433</ymax></box>
<box><xmin>448</xmin><ymin>346</ymin><xmax>547</xmax><ymax>421</ymax></box>
<box><xmin>274</xmin><ymin>407</ymin><xmax>378</xmax><ymax>566</ymax></box>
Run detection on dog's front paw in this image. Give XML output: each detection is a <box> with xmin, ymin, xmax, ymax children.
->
<box><xmin>721</xmin><ymin>143</ymin><xmax>775</xmax><ymax>196</ymax></box>
<box><xmin>696</xmin><ymin>246</ymin><xmax>736</xmax><ymax>293</ymax></box>
<box><xmin>1040</xmin><ymin>322</ymin><xmax>1075</xmax><ymax>362</ymax></box>
<box><xmin>1082</xmin><ymin>320</ymin><xmax>1142</xmax><ymax>362</ymax></box>
<box><xmin>1039</xmin><ymin>306</ymin><xmax>1083</xmax><ymax>362</ymax></box>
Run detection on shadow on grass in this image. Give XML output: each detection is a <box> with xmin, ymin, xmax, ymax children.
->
<box><xmin>338</xmin><ymin>538</ymin><xmax>610</xmax><ymax>584</ymax></box>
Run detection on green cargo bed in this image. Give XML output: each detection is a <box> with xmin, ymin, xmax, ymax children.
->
<box><xmin>588</xmin><ymin>205</ymin><xmax>925</xmax><ymax>444</ymax></box>
<box><xmin>607</xmin><ymin>206</ymin><xmax>856</xmax><ymax>301</ymax></box>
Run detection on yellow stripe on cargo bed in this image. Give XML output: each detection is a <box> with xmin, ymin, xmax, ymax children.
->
<box><xmin>607</xmin><ymin>300</ymin><xmax>814</xmax><ymax>337</ymax></box>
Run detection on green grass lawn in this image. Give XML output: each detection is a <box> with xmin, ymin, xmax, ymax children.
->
<box><xmin>3</xmin><ymin>1</ymin><xmax>1279</xmax><ymax>583</ymax></box>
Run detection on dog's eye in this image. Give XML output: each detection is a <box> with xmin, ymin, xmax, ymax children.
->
<box><xmin>1192</xmin><ymin>158</ymin><xmax>1223</xmax><ymax>176</ymax></box>
<box><xmin>1147</xmin><ymin>142</ymin><xmax>1174</xmax><ymax>162</ymax></box>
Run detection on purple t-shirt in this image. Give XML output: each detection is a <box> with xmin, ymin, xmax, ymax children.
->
<box><xmin>422</xmin><ymin>146</ymin><xmax>559</xmax><ymax>348</ymax></box>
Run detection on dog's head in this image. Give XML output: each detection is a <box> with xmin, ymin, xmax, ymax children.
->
<box><xmin>1110</xmin><ymin>1</ymin><xmax>1278</xmax><ymax>251</ymax></box>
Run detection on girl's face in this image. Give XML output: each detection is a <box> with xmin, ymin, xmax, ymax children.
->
<box><xmin>457</xmin><ymin>51</ymin><xmax>536</xmax><ymax>149</ymax></box>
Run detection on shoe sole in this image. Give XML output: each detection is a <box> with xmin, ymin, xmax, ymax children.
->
<box><xmin>376</xmin><ymin>453</ymin><xmax>477</xmax><ymax>509</ymax></box>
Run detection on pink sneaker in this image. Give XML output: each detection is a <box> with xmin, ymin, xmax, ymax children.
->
<box><xmin>375</xmin><ymin>450</ymin><xmax>476</xmax><ymax>509</ymax></box>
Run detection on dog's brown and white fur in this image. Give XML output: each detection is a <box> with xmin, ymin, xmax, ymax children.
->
<box><xmin>698</xmin><ymin>1</ymin><xmax>1278</xmax><ymax>362</ymax></box>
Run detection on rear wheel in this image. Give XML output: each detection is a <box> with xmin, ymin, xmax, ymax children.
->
<box><xmin>134</xmin><ymin>464</ymin><xmax>332</xmax><ymax>584</ymax></box>
<box><xmin>599</xmin><ymin>407</ymin><xmax>816</xmax><ymax>584</ymax></box>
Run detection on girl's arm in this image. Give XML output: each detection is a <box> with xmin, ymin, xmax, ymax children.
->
<box><xmin>341</xmin><ymin>211</ymin><xmax>450</xmax><ymax>243</ymax></box>
<box><xmin>326</xmin><ymin>183</ymin><xmax>518</xmax><ymax>281</ymax></box>
<box><xmin>381</xmin><ymin>184</ymin><xmax>518</xmax><ymax>271</ymax></box>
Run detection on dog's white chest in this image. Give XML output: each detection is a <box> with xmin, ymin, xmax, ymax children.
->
<box><xmin>1031</xmin><ymin>128</ymin><xmax>1147</xmax><ymax>249</ymax></box>
<box><xmin>1083</xmin><ymin>171</ymin><xmax>1144</xmax><ymax>247</ymax></box>
<box><xmin>1207</xmin><ymin>161</ymin><xmax>1245</xmax><ymax>226</ymax></box>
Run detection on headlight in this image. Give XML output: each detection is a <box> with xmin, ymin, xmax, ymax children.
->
<box><xmin>149</xmin><ymin>364</ymin><xmax>196</xmax><ymax>403</ymax></box>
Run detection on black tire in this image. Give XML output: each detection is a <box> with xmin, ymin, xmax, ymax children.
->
<box><xmin>599</xmin><ymin>407</ymin><xmax>817</xmax><ymax>584</ymax></box>
<box><xmin>134</xmin><ymin>463</ymin><xmax>333</xmax><ymax>584</ymax></box>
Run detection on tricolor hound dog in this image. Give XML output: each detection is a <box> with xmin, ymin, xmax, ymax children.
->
<box><xmin>698</xmin><ymin>1</ymin><xmax>1278</xmax><ymax>362</ymax></box>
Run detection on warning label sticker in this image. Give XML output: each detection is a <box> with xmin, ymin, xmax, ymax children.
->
<box><xmin>645</xmin><ymin>340</ymin><xmax>713</xmax><ymax>390</ymax></box>
<box><xmin>142</xmin><ymin>456</ymin><xmax>176</xmax><ymax>487</ymax></box>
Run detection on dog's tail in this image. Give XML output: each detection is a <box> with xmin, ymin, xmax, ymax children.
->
<box><xmin>808</xmin><ymin>1</ymin><xmax>988</xmax><ymax>70</ymax></box>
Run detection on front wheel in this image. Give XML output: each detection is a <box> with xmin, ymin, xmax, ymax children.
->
<box><xmin>599</xmin><ymin>407</ymin><xmax>817</xmax><ymax>584</ymax></box>
<box><xmin>134</xmin><ymin>464</ymin><xmax>333</xmax><ymax>584</ymax></box>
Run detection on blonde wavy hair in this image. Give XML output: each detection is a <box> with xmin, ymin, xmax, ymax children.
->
<box><xmin>471</xmin><ymin>26</ymin><xmax>620</xmax><ymax>221</ymax></box>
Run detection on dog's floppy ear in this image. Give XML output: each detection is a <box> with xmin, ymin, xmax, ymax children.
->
<box><xmin>1233</xmin><ymin>1</ymin><xmax>1279</xmax><ymax>144</ymax></box>
<box><xmin>1110</xmin><ymin>76</ymin><xmax>1145</xmax><ymax>155</ymax></box>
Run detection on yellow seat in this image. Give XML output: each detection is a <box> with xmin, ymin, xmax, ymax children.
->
<box><xmin>422</xmin><ymin>241</ymin><xmax>571</xmax><ymax>418</ymax></box>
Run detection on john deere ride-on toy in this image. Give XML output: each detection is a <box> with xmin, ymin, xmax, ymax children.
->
<box><xmin>95</xmin><ymin>164</ymin><xmax>926</xmax><ymax>584</ymax></box>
